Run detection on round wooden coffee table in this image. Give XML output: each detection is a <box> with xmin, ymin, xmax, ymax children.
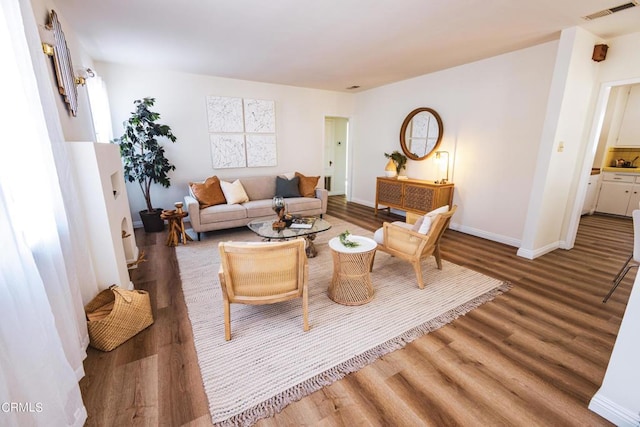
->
<box><xmin>328</xmin><ymin>235</ymin><xmax>377</xmax><ymax>305</ymax></box>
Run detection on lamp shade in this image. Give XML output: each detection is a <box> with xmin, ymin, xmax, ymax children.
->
<box><xmin>434</xmin><ymin>151</ymin><xmax>449</xmax><ymax>183</ymax></box>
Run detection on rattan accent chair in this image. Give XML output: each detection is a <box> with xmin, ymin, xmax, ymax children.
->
<box><xmin>218</xmin><ymin>239</ymin><xmax>309</xmax><ymax>340</ymax></box>
<box><xmin>371</xmin><ymin>205</ymin><xmax>457</xmax><ymax>289</ymax></box>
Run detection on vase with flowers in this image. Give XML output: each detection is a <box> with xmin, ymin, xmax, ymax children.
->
<box><xmin>384</xmin><ymin>151</ymin><xmax>407</xmax><ymax>177</ymax></box>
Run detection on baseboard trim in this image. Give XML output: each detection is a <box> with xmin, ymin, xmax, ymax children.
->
<box><xmin>589</xmin><ymin>392</ymin><xmax>640</xmax><ymax>426</ymax></box>
<box><xmin>352</xmin><ymin>198</ymin><xmax>422</xmax><ymax>218</ymax></box>
<box><xmin>352</xmin><ymin>198</ymin><xmax>521</xmax><ymax>248</ymax></box>
<box><xmin>517</xmin><ymin>241</ymin><xmax>560</xmax><ymax>259</ymax></box>
<box><xmin>449</xmin><ymin>223</ymin><xmax>521</xmax><ymax>248</ymax></box>
<box><xmin>558</xmin><ymin>239</ymin><xmax>571</xmax><ymax>250</ymax></box>
<box><xmin>350</xmin><ymin>197</ymin><xmax>375</xmax><ymax>209</ymax></box>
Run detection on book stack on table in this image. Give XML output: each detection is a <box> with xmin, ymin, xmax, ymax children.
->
<box><xmin>289</xmin><ymin>217</ymin><xmax>316</xmax><ymax>229</ymax></box>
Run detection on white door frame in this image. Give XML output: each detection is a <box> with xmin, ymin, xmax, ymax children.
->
<box><xmin>565</xmin><ymin>77</ymin><xmax>640</xmax><ymax>249</ymax></box>
<box><xmin>323</xmin><ymin>115</ymin><xmax>351</xmax><ymax>199</ymax></box>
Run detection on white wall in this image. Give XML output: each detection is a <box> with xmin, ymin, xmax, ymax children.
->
<box><xmin>518</xmin><ymin>28</ymin><xmax>602</xmax><ymax>258</ymax></box>
<box><xmin>98</xmin><ymin>63</ymin><xmax>354</xmax><ymax>222</ymax></box>
<box><xmin>351</xmin><ymin>41</ymin><xmax>558</xmax><ymax>246</ymax></box>
<box><xmin>594</xmin><ymin>86</ymin><xmax>624</xmax><ymax>167</ymax></box>
<box><xmin>599</xmin><ymin>32</ymin><xmax>640</xmax><ymax>84</ymax></box>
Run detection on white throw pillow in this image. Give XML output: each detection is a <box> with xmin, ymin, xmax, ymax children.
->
<box><xmin>426</xmin><ymin>205</ymin><xmax>449</xmax><ymax>218</ymax></box>
<box><xmin>411</xmin><ymin>216</ymin><xmax>424</xmax><ymax>232</ymax></box>
<box><xmin>220</xmin><ymin>179</ymin><xmax>249</xmax><ymax>204</ymax></box>
<box><xmin>411</xmin><ymin>205</ymin><xmax>449</xmax><ymax>234</ymax></box>
<box><xmin>417</xmin><ymin>215</ymin><xmax>433</xmax><ymax>234</ymax></box>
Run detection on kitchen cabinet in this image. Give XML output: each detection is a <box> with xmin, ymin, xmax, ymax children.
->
<box><xmin>595</xmin><ymin>172</ymin><xmax>640</xmax><ymax>216</ymax></box>
<box><xmin>596</xmin><ymin>181</ymin><xmax>633</xmax><ymax>215</ymax></box>
<box><xmin>375</xmin><ymin>177</ymin><xmax>454</xmax><ymax>216</ymax></box>
<box><xmin>582</xmin><ymin>173</ymin><xmax>601</xmax><ymax>215</ymax></box>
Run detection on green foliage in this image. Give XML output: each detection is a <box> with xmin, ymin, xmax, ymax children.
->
<box><xmin>339</xmin><ymin>230</ymin><xmax>360</xmax><ymax>248</ymax></box>
<box><xmin>113</xmin><ymin>97</ymin><xmax>177</xmax><ymax>212</ymax></box>
<box><xmin>384</xmin><ymin>150</ymin><xmax>407</xmax><ymax>173</ymax></box>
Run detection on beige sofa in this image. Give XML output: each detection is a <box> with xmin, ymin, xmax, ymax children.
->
<box><xmin>185</xmin><ymin>175</ymin><xmax>328</xmax><ymax>240</ymax></box>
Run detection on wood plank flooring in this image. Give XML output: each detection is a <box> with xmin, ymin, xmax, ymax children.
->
<box><xmin>79</xmin><ymin>196</ymin><xmax>634</xmax><ymax>426</ymax></box>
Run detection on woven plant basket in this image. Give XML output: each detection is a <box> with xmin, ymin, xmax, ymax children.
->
<box><xmin>85</xmin><ymin>285</ymin><xmax>154</xmax><ymax>352</ymax></box>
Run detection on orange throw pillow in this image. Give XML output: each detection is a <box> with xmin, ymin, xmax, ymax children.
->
<box><xmin>189</xmin><ymin>176</ymin><xmax>226</xmax><ymax>208</ymax></box>
<box><xmin>295</xmin><ymin>172</ymin><xmax>320</xmax><ymax>198</ymax></box>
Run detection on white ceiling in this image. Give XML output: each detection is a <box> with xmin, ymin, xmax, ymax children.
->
<box><xmin>53</xmin><ymin>0</ymin><xmax>640</xmax><ymax>92</ymax></box>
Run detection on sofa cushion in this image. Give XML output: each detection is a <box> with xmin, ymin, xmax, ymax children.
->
<box><xmin>200</xmin><ymin>203</ymin><xmax>247</xmax><ymax>224</ymax></box>
<box><xmin>373</xmin><ymin>221</ymin><xmax>411</xmax><ymax>244</ymax></box>
<box><xmin>283</xmin><ymin>197</ymin><xmax>321</xmax><ymax>212</ymax></box>
<box><xmin>221</xmin><ymin>179</ymin><xmax>249</xmax><ymax>204</ymax></box>
<box><xmin>240</xmin><ymin>176</ymin><xmax>277</xmax><ymax>200</ymax></box>
<box><xmin>276</xmin><ymin>176</ymin><xmax>301</xmax><ymax>198</ymax></box>
<box><xmin>189</xmin><ymin>176</ymin><xmax>226</xmax><ymax>208</ymax></box>
<box><xmin>243</xmin><ymin>200</ymin><xmax>276</xmax><ymax>218</ymax></box>
<box><xmin>295</xmin><ymin>172</ymin><xmax>320</xmax><ymax>197</ymax></box>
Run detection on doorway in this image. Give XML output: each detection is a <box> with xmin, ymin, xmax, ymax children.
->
<box><xmin>324</xmin><ymin>117</ymin><xmax>349</xmax><ymax>197</ymax></box>
<box><xmin>568</xmin><ymin>78</ymin><xmax>640</xmax><ymax>248</ymax></box>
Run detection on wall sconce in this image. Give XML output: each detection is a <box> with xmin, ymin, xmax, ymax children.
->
<box><xmin>74</xmin><ymin>68</ymin><xmax>95</xmax><ymax>86</ymax></box>
<box><xmin>434</xmin><ymin>151</ymin><xmax>449</xmax><ymax>184</ymax></box>
<box><xmin>41</xmin><ymin>42</ymin><xmax>54</xmax><ymax>56</ymax></box>
<box><xmin>41</xmin><ymin>40</ymin><xmax>91</xmax><ymax>87</ymax></box>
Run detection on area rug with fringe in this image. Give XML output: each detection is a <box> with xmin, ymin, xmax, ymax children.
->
<box><xmin>175</xmin><ymin>215</ymin><xmax>510</xmax><ymax>426</ymax></box>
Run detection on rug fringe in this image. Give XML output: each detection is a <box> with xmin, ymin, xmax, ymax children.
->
<box><xmin>213</xmin><ymin>281</ymin><xmax>513</xmax><ymax>427</ymax></box>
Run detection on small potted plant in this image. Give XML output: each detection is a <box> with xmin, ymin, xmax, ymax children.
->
<box><xmin>384</xmin><ymin>151</ymin><xmax>408</xmax><ymax>177</ymax></box>
<box><xmin>113</xmin><ymin>97</ymin><xmax>177</xmax><ymax>232</ymax></box>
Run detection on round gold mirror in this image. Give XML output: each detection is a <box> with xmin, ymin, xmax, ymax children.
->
<box><xmin>399</xmin><ymin>107</ymin><xmax>443</xmax><ymax>160</ymax></box>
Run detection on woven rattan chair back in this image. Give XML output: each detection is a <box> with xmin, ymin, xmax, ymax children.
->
<box><xmin>218</xmin><ymin>239</ymin><xmax>309</xmax><ymax>340</ymax></box>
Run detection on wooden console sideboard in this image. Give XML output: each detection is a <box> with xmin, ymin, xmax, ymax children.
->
<box><xmin>375</xmin><ymin>177</ymin><xmax>454</xmax><ymax>216</ymax></box>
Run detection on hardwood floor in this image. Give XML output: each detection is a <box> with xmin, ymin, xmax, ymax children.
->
<box><xmin>80</xmin><ymin>196</ymin><xmax>634</xmax><ymax>426</ymax></box>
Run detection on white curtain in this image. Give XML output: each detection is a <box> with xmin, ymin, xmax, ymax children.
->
<box><xmin>87</xmin><ymin>75</ymin><xmax>114</xmax><ymax>143</ymax></box>
<box><xmin>0</xmin><ymin>189</ymin><xmax>86</xmax><ymax>426</ymax></box>
<box><xmin>0</xmin><ymin>0</ymin><xmax>89</xmax><ymax>425</ymax></box>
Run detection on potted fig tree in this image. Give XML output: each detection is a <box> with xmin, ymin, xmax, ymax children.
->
<box><xmin>113</xmin><ymin>97</ymin><xmax>177</xmax><ymax>232</ymax></box>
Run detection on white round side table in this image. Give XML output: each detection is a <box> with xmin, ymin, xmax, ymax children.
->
<box><xmin>328</xmin><ymin>235</ymin><xmax>377</xmax><ymax>305</ymax></box>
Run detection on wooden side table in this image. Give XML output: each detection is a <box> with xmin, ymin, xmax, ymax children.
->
<box><xmin>328</xmin><ymin>236</ymin><xmax>377</xmax><ymax>305</ymax></box>
<box><xmin>161</xmin><ymin>203</ymin><xmax>192</xmax><ymax>247</ymax></box>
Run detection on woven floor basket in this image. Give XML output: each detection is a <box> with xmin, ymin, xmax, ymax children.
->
<box><xmin>85</xmin><ymin>285</ymin><xmax>154</xmax><ymax>352</ymax></box>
